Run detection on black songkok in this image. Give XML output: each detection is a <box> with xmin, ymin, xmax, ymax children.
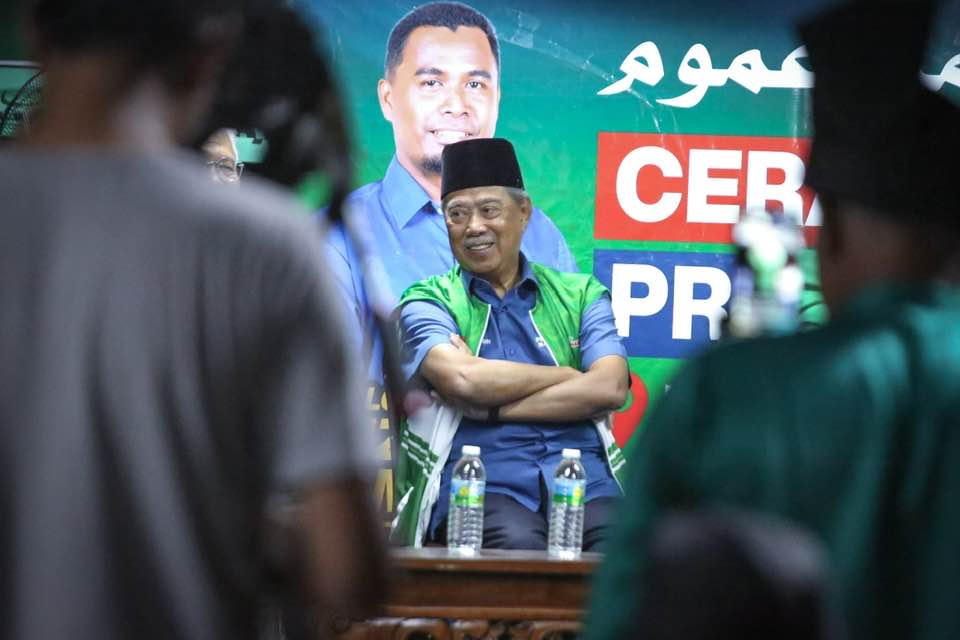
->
<box><xmin>800</xmin><ymin>0</ymin><xmax>959</xmax><ymax>226</ymax></box>
<box><xmin>441</xmin><ymin>138</ymin><xmax>524</xmax><ymax>200</ymax></box>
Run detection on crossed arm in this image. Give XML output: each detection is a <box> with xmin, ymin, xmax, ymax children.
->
<box><xmin>419</xmin><ymin>335</ymin><xmax>628</xmax><ymax>422</ymax></box>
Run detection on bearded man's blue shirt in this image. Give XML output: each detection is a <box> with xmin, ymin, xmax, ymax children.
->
<box><xmin>322</xmin><ymin>157</ymin><xmax>578</xmax><ymax>381</ymax></box>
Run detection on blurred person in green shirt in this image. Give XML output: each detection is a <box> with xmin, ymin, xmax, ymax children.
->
<box><xmin>586</xmin><ymin>2</ymin><xmax>960</xmax><ymax>640</ymax></box>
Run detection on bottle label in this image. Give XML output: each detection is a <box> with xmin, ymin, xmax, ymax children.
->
<box><xmin>451</xmin><ymin>479</ymin><xmax>485</xmax><ymax>508</ymax></box>
<box><xmin>552</xmin><ymin>478</ymin><xmax>585</xmax><ymax>507</ymax></box>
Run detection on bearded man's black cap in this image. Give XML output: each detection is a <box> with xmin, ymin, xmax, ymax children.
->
<box><xmin>441</xmin><ymin>138</ymin><xmax>524</xmax><ymax>200</ymax></box>
<box><xmin>800</xmin><ymin>0</ymin><xmax>959</xmax><ymax>226</ymax></box>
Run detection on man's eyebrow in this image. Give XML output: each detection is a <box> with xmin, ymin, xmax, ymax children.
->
<box><xmin>414</xmin><ymin>67</ymin><xmax>445</xmax><ymax>77</ymax></box>
<box><xmin>446</xmin><ymin>196</ymin><xmax>505</xmax><ymax>210</ymax></box>
<box><xmin>413</xmin><ymin>68</ymin><xmax>493</xmax><ymax>81</ymax></box>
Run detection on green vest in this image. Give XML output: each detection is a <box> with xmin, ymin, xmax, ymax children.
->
<box><xmin>391</xmin><ymin>262</ymin><xmax>627</xmax><ymax>546</ymax></box>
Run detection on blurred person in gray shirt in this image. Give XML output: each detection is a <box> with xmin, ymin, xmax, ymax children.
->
<box><xmin>0</xmin><ymin>1</ymin><xmax>385</xmax><ymax>638</ymax></box>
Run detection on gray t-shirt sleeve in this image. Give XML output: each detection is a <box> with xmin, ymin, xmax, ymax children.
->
<box><xmin>255</xmin><ymin>222</ymin><xmax>378</xmax><ymax>491</ymax></box>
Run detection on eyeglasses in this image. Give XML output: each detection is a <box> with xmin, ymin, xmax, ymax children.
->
<box><xmin>207</xmin><ymin>158</ymin><xmax>244</xmax><ymax>183</ymax></box>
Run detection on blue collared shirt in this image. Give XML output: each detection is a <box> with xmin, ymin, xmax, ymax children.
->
<box><xmin>324</xmin><ymin>157</ymin><xmax>578</xmax><ymax>381</ymax></box>
<box><xmin>398</xmin><ymin>256</ymin><xmax>626</xmax><ymax>537</ymax></box>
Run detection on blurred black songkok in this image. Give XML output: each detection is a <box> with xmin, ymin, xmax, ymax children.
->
<box><xmin>800</xmin><ymin>0</ymin><xmax>959</xmax><ymax>226</ymax></box>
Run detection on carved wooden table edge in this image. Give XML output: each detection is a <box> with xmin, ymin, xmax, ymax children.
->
<box><xmin>334</xmin><ymin>617</ymin><xmax>583</xmax><ymax>640</ymax></box>
<box><xmin>389</xmin><ymin>547</ymin><xmax>603</xmax><ymax>574</ymax></box>
<box><xmin>383</xmin><ymin>605</ymin><xmax>585</xmax><ymax>621</ymax></box>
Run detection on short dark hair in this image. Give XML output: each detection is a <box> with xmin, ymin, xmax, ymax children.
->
<box><xmin>384</xmin><ymin>2</ymin><xmax>499</xmax><ymax>78</ymax></box>
<box><xmin>30</xmin><ymin>0</ymin><xmax>244</xmax><ymax>75</ymax></box>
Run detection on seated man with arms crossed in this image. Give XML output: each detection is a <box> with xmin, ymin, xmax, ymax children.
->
<box><xmin>393</xmin><ymin>138</ymin><xmax>628</xmax><ymax>548</ymax></box>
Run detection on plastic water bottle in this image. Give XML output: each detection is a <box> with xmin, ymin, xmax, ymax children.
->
<box><xmin>448</xmin><ymin>445</ymin><xmax>485</xmax><ymax>555</ymax></box>
<box><xmin>548</xmin><ymin>448</ymin><xmax>586</xmax><ymax>559</ymax></box>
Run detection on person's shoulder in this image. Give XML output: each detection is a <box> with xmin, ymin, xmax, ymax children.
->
<box><xmin>154</xmin><ymin>151</ymin><xmax>303</xmax><ymax>218</ymax></box>
<box><xmin>530</xmin><ymin>262</ymin><xmax>603</xmax><ymax>294</ymax></box>
<box><xmin>712</xmin><ymin>327</ymin><xmax>818</xmax><ymax>359</ymax></box>
<box><xmin>220</xmin><ymin>177</ymin><xmax>306</xmax><ymax>224</ymax></box>
<box><xmin>691</xmin><ymin>326</ymin><xmax>841</xmax><ymax>386</ymax></box>
<box><xmin>647</xmin><ymin>334</ymin><xmax>812</xmax><ymax>424</ymax></box>
<box><xmin>532</xmin><ymin>261</ymin><xmax>590</xmax><ymax>282</ymax></box>
<box><xmin>211</xmin><ymin>180</ymin><xmax>315</xmax><ymax>248</ymax></box>
<box><xmin>400</xmin><ymin>270</ymin><xmax>455</xmax><ymax>298</ymax></box>
<box><xmin>155</xmin><ymin>153</ymin><xmax>327</xmax><ymax>263</ymax></box>
<box><xmin>398</xmin><ymin>265</ymin><xmax>461</xmax><ymax>306</ymax></box>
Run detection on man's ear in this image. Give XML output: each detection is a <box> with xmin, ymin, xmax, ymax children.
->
<box><xmin>377</xmin><ymin>78</ymin><xmax>394</xmax><ymax>123</ymax></box>
<box><xmin>520</xmin><ymin>197</ymin><xmax>532</xmax><ymax>230</ymax></box>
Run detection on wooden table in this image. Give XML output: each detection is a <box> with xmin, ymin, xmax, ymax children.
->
<box><xmin>386</xmin><ymin>547</ymin><xmax>601</xmax><ymax>621</ymax></box>
<box><xmin>333</xmin><ymin>548</ymin><xmax>600</xmax><ymax>639</ymax></box>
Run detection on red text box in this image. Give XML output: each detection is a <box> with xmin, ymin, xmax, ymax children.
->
<box><xmin>595</xmin><ymin>132</ymin><xmax>819</xmax><ymax>245</ymax></box>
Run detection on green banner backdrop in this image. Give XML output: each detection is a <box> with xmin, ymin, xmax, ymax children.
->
<box><xmin>300</xmin><ymin>0</ymin><xmax>959</xmax><ymax>520</ymax></box>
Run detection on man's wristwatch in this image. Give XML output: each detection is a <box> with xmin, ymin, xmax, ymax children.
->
<box><xmin>487</xmin><ymin>405</ymin><xmax>500</xmax><ymax>423</ymax></box>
